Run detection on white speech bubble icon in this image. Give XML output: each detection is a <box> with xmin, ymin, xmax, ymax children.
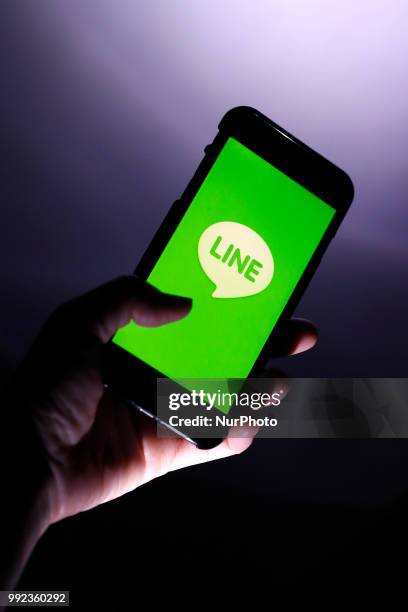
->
<box><xmin>198</xmin><ymin>221</ymin><xmax>274</xmax><ymax>298</ymax></box>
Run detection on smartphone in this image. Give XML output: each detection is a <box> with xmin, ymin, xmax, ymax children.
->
<box><xmin>102</xmin><ymin>106</ymin><xmax>354</xmax><ymax>448</ymax></box>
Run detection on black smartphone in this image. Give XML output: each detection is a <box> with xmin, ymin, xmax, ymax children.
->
<box><xmin>102</xmin><ymin>106</ymin><xmax>354</xmax><ymax>448</ymax></box>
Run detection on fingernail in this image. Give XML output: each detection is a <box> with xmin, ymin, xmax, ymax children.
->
<box><xmin>273</xmin><ymin>377</ymin><xmax>289</xmax><ymax>400</ymax></box>
<box><xmin>160</xmin><ymin>293</ymin><xmax>192</xmax><ymax>306</ymax></box>
<box><xmin>144</xmin><ymin>281</ymin><xmax>192</xmax><ymax>306</ymax></box>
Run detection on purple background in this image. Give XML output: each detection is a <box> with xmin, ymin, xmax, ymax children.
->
<box><xmin>1</xmin><ymin>1</ymin><xmax>407</xmax><ymax>376</ymax></box>
<box><xmin>1</xmin><ymin>2</ymin><xmax>408</xmax><ymax>599</ymax></box>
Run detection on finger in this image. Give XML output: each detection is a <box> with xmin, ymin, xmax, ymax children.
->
<box><xmin>268</xmin><ymin>317</ymin><xmax>318</xmax><ymax>358</ymax></box>
<box><xmin>119</xmin><ymin>408</ymin><xmax>254</xmax><ymax>480</ymax></box>
<box><xmin>243</xmin><ymin>368</ymin><xmax>289</xmax><ymax>404</ymax></box>
<box><xmin>167</xmin><ymin>430</ymin><xmax>255</xmax><ymax>473</ymax></box>
<box><xmin>53</xmin><ymin>275</ymin><xmax>192</xmax><ymax>343</ymax></box>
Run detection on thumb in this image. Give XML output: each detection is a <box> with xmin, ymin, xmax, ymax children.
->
<box><xmin>52</xmin><ymin>275</ymin><xmax>192</xmax><ymax>344</ymax></box>
<box><xmin>10</xmin><ymin>276</ymin><xmax>191</xmax><ymax>405</ymax></box>
<box><xmin>89</xmin><ymin>275</ymin><xmax>192</xmax><ymax>343</ymax></box>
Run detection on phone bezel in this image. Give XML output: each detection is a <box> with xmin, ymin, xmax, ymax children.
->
<box><xmin>102</xmin><ymin>106</ymin><xmax>354</xmax><ymax>448</ymax></box>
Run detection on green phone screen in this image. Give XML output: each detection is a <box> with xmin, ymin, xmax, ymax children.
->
<box><xmin>113</xmin><ymin>137</ymin><xmax>335</xmax><ymax>379</ymax></box>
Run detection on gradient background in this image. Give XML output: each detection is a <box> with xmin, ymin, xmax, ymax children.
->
<box><xmin>1</xmin><ymin>1</ymin><xmax>407</xmax><ymax>603</ymax></box>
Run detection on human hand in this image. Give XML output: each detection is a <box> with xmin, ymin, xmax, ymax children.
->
<box><xmin>1</xmin><ymin>275</ymin><xmax>316</xmax><ymax>587</ymax></box>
